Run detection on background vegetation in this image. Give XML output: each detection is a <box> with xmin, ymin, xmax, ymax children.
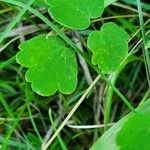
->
<box><xmin>0</xmin><ymin>0</ymin><xmax>150</xmax><ymax>149</ymax></box>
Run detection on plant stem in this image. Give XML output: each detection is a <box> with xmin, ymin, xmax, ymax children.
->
<box><xmin>48</xmin><ymin>109</ymin><xmax>68</xmax><ymax>150</ymax></box>
<box><xmin>0</xmin><ymin>56</ymin><xmax>16</xmax><ymax>69</ymax></box>
<box><xmin>0</xmin><ymin>93</ymin><xmax>14</xmax><ymax>119</ymax></box>
<box><xmin>137</xmin><ymin>0</ymin><xmax>150</xmax><ymax>87</ymax></box>
<box><xmin>104</xmin><ymin>56</ymin><xmax>142</xmax><ymax>128</ymax></box>
<box><xmin>27</xmin><ymin>104</ymin><xmax>43</xmax><ymax>143</ymax></box>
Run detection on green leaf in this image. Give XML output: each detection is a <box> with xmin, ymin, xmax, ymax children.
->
<box><xmin>87</xmin><ymin>22</ymin><xmax>130</xmax><ymax>74</ymax></box>
<box><xmin>116</xmin><ymin>113</ymin><xmax>150</xmax><ymax>150</ymax></box>
<box><xmin>90</xmin><ymin>99</ymin><xmax>150</xmax><ymax>150</ymax></box>
<box><xmin>16</xmin><ymin>35</ymin><xmax>78</xmax><ymax>96</ymax></box>
<box><xmin>46</xmin><ymin>0</ymin><xmax>104</xmax><ymax>30</ymax></box>
<box><xmin>104</xmin><ymin>0</ymin><xmax>117</xmax><ymax>7</ymax></box>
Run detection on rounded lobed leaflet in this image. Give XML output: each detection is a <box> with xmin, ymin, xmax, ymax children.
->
<box><xmin>16</xmin><ymin>35</ymin><xmax>78</xmax><ymax>96</ymax></box>
<box><xmin>46</xmin><ymin>0</ymin><xmax>104</xmax><ymax>30</ymax></box>
<box><xmin>87</xmin><ymin>22</ymin><xmax>130</xmax><ymax>74</ymax></box>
